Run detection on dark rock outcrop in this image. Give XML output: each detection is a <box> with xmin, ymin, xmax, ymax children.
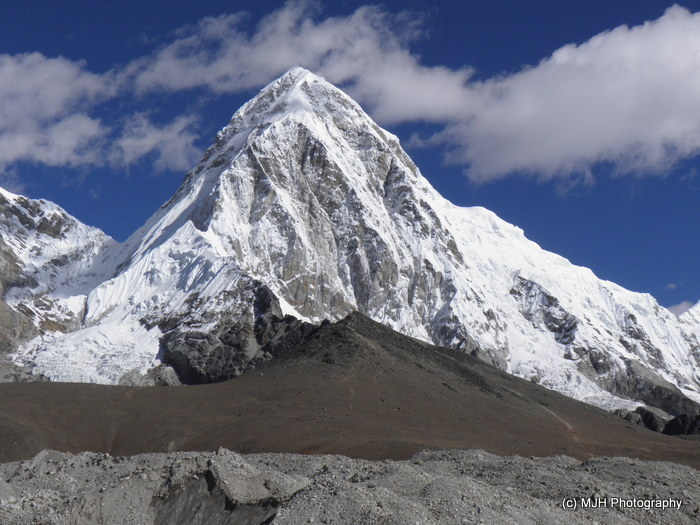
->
<box><xmin>612</xmin><ymin>360</ymin><xmax>700</xmax><ymax>417</ymax></box>
<box><xmin>613</xmin><ymin>406</ymin><xmax>667</xmax><ymax>432</ymax></box>
<box><xmin>157</xmin><ymin>283</ymin><xmax>319</xmax><ymax>384</ymax></box>
<box><xmin>634</xmin><ymin>406</ymin><xmax>667</xmax><ymax>432</ymax></box>
<box><xmin>510</xmin><ymin>277</ymin><xmax>579</xmax><ymax>345</ymax></box>
<box><xmin>663</xmin><ymin>414</ymin><xmax>700</xmax><ymax>435</ymax></box>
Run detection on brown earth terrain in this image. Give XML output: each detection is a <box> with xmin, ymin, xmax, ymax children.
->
<box><xmin>0</xmin><ymin>313</ymin><xmax>698</xmax><ymax>468</ymax></box>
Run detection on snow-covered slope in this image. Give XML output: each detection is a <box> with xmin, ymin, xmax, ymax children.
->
<box><xmin>0</xmin><ymin>187</ymin><xmax>117</xmax><ymax>357</ymax></box>
<box><xmin>6</xmin><ymin>68</ymin><xmax>700</xmax><ymax>413</ymax></box>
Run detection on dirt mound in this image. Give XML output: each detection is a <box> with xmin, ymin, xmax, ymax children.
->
<box><xmin>0</xmin><ymin>313</ymin><xmax>698</xmax><ymax>468</ymax></box>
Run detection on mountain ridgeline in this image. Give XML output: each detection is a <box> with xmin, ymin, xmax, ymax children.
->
<box><xmin>0</xmin><ymin>67</ymin><xmax>698</xmax><ymax>416</ymax></box>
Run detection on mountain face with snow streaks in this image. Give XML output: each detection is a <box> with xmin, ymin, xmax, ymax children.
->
<box><xmin>1</xmin><ymin>67</ymin><xmax>699</xmax><ymax>414</ymax></box>
<box><xmin>0</xmin><ymin>188</ymin><xmax>117</xmax><ymax>360</ymax></box>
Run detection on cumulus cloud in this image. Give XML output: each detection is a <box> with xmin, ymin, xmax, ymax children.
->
<box><xmin>667</xmin><ymin>300</ymin><xmax>694</xmax><ymax>316</ymax></box>
<box><xmin>112</xmin><ymin>114</ymin><xmax>201</xmax><ymax>172</ymax></box>
<box><xmin>0</xmin><ymin>53</ymin><xmax>110</xmax><ymax>170</ymax></box>
<box><xmin>127</xmin><ymin>2</ymin><xmax>700</xmax><ymax>183</ymax></box>
<box><xmin>5</xmin><ymin>2</ymin><xmax>700</xmax><ymax>185</ymax></box>
<box><xmin>129</xmin><ymin>1</ymin><xmax>474</xmax><ymax>123</ymax></box>
<box><xmin>131</xmin><ymin>1</ymin><xmax>393</xmax><ymax>92</ymax></box>
<box><xmin>0</xmin><ymin>168</ymin><xmax>26</xmax><ymax>194</ymax></box>
<box><xmin>0</xmin><ymin>52</ymin><xmax>199</xmax><ymax>176</ymax></box>
<box><xmin>439</xmin><ymin>5</ymin><xmax>700</xmax><ymax>182</ymax></box>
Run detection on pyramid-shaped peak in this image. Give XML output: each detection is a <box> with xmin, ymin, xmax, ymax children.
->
<box><xmin>256</xmin><ymin>66</ymin><xmax>335</xmax><ymax>110</ymax></box>
<box><xmin>275</xmin><ymin>66</ymin><xmax>323</xmax><ymax>85</ymax></box>
<box><xmin>219</xmin><ymin>67</ymin><xmax>367</xmax><ymax>139</ymax></box>
<box><xmin>261</xmin><ymin>66</ymin><xmax>336</xmax><ymax>96</ymax></box>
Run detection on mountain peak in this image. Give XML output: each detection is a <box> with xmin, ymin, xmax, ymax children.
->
<box><xmin>215</xmin><ymin>67</ymin><xmax>365</xmax><ymax>143</ymax></box>
<box><xmin>6</xmin><ymin>66</ymin><xmax>700</xmax><ymax>421</ymax></box>
<box><xmin>254</xmin><ymin>66</ymin><xmax>328</xmax><ymax>110</ymax></box>
<box><xmin>276</xmin><ymin>66</ymin><xmax>320</xmax><ymax>85</ymax></box>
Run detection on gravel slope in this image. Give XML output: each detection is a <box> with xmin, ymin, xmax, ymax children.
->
<box><xmin>0</xmin><ymin>447</ymin><xmax>698</xmax><ymax>525</ymax></box>
<box><xmin>1</xmin><ymin>314</ymin><xmax>699</xmax><ymax>468</ymax></box>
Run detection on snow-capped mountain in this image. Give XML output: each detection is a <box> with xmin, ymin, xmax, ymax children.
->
<box><xmin>2</xmin><ymin>68</ymin><xmax>699</xmax><ymax>414</ymax></box>
<box><xmin>0</xmin><ymin>188</ymin><xmax>116</xmax><ymax>356</ymax></box>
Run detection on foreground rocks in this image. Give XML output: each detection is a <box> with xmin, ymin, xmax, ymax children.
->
<box><xmin>0</xmin><ymin>448</ymin><xmax>698</xmax><ymax>524</ymax></box>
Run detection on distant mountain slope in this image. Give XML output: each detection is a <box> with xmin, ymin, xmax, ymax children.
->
<box><xmin>1</xmin><ymin>67</ymin><xmax>699</xmax><ymax>414</ymax></box>
<box><xmin>0</xmin><ymin>187</ymin><xmax>116</xmax><ymax>363</ymax></box>
<box><xmin>0</xmin><ymin>313</ymin><xmax>698</xmax><ymax>468</ymax></box>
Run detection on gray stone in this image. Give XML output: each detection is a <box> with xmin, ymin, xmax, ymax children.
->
<box><xmin>0</xmin><ymin>448</ymin><xmax>697</xmax><ymax>524</ymax></box>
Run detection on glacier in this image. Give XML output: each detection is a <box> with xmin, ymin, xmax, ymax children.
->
<box><xmin>1</xmin><ymin>67</ymin><xmax>699</xmax><ymax>414</ymax></box>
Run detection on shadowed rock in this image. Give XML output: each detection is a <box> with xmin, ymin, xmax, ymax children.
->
<box><xmin>664</xmin><ymin>414</ymin><xmax>700</xmax><ymax>435</ymax></box>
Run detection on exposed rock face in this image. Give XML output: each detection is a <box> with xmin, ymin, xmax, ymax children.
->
<box><xmin>510</xmin><ymin>277</ymin><xmax>578</xmax><ymax>345</ymax></box>
<box><xmin>1</xmin><ymin>448</ymin><xmax>698</xmax><ymax>525</ymax></box>
<box><xmin>0</xmin><ymin>188</ymin><xmax>116</xmax><ymax>359</ymax></box>
<box><xmin>156</xmin><ymin>282</ymin><xmax>318</xmax><ymax>384</ymax></box>
<box><xmin>664</xmin><ymin>414</ymin><xmax>700</xmax><ymax>435</ymax></box>
<box><xmin>0</xmin><ymin>239</ymin><xmax>37</xmax><ymax>354</ymax></box>
<box><xmin>614</xmin><ymin>360</ymin><xmax>699</xmax><ymax>416</ymax></box>
<box><xmin>633</xmin><ymin>407</ymin><xmax>667</xmax><ymax>432</ymax></box>
<box><xmin>0</xmin><ymin>301</ymin><xmax>36</xmax><ymax>356</ymax></box>
<box><xmin>3</xmin><ymin>68</ymin><xmax>700</xmax><ymax>416</ymax></box>
<box><xmin>117</xmin><ymin>364</ymin><xmax>182</xmax><ymax>387</ymax></box>
<box><xmin>614</xmin><ymin>407</ymin><xmax>668</xmax><ymax>432</ymax></box>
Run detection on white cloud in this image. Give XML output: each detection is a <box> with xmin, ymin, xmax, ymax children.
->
<box><xmin>0</xmin><ymin>168</ymin><xmax>26</xmax><ymax>194</ymax></box>
<box><xmin>0</xmin><ymin>52</ymin><xmax>199</xmax><ymax>176</ymax></box>
<box><xmin>665</xmin><ymin>283</ymin><xmax>679</xmax><ymax>291</ymax></box>
<box><xmin>111</xmin><ymin>114</ymin><xmax>201</xmax><ymax>172</ymax></box>
<box><xmin>667</xmin><ymin>300</ymin><xmax>694</xmax><ymax>316</ymax></box>
<box><xmin>130</xmin><ymin>1</ymin><xmax>474</xmax><ymax>123</ymax></box>
<box><xmin>0</xmin><ymin>52</ymin><xmax>110</xmax><ymax>170</ymax></box>
<box><xmin>5</xmin><ymin>2</ymin><xmax>700</xmax><ymax>186</ymax></box>
<box><xmin>129</xmin><ymin>3</ymin><xmax>700</xmax><ymax>183</ymax></box>
<box><xmin>439</xmin><ymin>5</ymin><xmax>700</xmax><ymax>182</ymax></box>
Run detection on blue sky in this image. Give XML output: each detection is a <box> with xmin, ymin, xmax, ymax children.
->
<box><xmin>0</xmin><ymin>1</ymin><xmax>698</xmax><ymax>313</ymax></box>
